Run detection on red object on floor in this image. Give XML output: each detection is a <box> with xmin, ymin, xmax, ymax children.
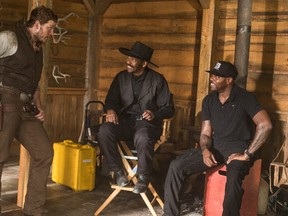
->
<box><xmin>203</xmin><ymin>159</ymin><xmax>262</xmax><ymax>216</ymax></box>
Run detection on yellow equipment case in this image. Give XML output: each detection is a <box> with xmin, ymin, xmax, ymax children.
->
<box><xmin>52</xmin><ymin>140</ymin><xmax>97</xmax><ymax>191</ymax></box>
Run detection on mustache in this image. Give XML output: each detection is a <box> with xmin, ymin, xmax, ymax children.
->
<box><xmin>127</xmin><ymin>64</ymin><xmax>133</xmax><ymax>68</ymax></box>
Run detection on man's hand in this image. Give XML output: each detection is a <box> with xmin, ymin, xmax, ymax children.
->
<box><xmin>142</xmin><ymin>110</ymin><xmax>154</xmax><ymax>121</ymax></box>
<box><xmin>202</xmin><ymin>149</ymin><xmax>217</xmax><ymax>167</ymax></box>
<box><xmin>226</xmin><ymin>153</ymin><xmax>249</xmax><ymax>164</ymax></box>
<box><xmin>35</xmin><ymin>107</ymin><xmax>45</xmax><ymax>122</ymax></box>
<box><xmin>106</xmin><ymin>109</ymin><xmax>119</xmax><ymax>125</ymax></box>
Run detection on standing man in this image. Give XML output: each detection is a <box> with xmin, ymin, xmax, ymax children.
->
<box><xmin>163</xmin><ymin>61</ymin><xmax>272</xmax><ymax>216</ymax></box>
<box><xmin>98</xmin><ymin>41</ymin><xmax>174</xmax><ymax>194</ymax></box>
<box><xmin>0</xmin><ymin>6</ymin><xmax>58</xmax><ymax>216</ymax></box>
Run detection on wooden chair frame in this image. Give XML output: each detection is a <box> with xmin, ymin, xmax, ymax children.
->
<box><xmin>94</xmin><ymin>118</ymin><xmax>172</xmax><ymax>216</ymax></box>
<box><xmin>269</xmin><ymin>141</ymin><xmax>288</xmax><ymax>192</ymax></box>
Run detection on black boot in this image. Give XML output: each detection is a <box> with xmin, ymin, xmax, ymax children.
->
<box><xmin>114</xmin><ymin>170</ymin><xmax>129</xmax><ymax>187</ymax></box>
<box><xmin>133</xmin><ymin>174</ymin><xmax>150</xmax><ymax>194</ymax></box>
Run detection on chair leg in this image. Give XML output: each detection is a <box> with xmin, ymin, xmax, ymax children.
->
<box><xmin>94</xmin><ymin>188</ymin><xmax>122</xmax><ymax>216</ymax></box>
<box><xmin>140</xmin><ymin>193</ymin><xmax>158</xmax><ymax>216</ymax></box>
<box><xmin>148</xmin><ymin>183</ymin><xmax>164</xmax><ymax>208</ymax></box>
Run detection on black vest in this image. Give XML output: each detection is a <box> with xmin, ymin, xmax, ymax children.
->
<box><xmin>0</xmin><ymin>24</ymin><xmax>43</xmax><ymax>95</ymax></box>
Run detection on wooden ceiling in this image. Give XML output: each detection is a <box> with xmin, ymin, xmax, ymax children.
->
<box><xmin>83</xmin><ymin>0</ymin><xmax>210</xmax><ymax>16</ymax></box>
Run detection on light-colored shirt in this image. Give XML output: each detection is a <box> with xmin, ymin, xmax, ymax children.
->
<box><xmin>0</xmin><ymin>31</ymin><xmax>18</xmax><ymax>58</ymax></box>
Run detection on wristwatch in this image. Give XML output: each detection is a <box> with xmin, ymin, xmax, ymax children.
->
<box><xmin>244</xmin><ymin>149</ymin><xmax>253</xmax><ymax>159</ymax></box>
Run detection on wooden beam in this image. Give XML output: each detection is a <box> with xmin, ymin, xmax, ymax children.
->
<box><xmin>83</xmin><ymin>0</ymin><xmax>112</xmax><ymax>16</ymax></box>
<box><xmin>95</xmin><ymin>0</ymin><xmax>112</xmax><ymax>15</ymax></box>
<box><xmin>85</xmin><ymin>15</ymin><xmax>97</xmax><ymax>103</ymax></box>
<box><xmin>109</xmin><ymin>0</ymin><xmax>210</xmax><ymax>11</ymax></box>
<box><xmin>17</xmin><ymin>146</ymin><xmax>30</xmax><ymax>208</ymax></box>
<box><xmin>197</xmin><ymin>0</ymin><xmax>210</xmax><ymax>9</ymax></box>
<box><xmin>111</xmin><ymin>0</ymin><xmax>187</xmax><ymax>3</ymax></box>
<box><xmin>194</xmin><ymin>0</ymin><xmax>217</xmax><ymax>126</ymax></box>
<box><xmin>83</xmin><ymin>0</ymin><xmax>97</xmax><ymax>16</ymax></box>
<box><xmin>187</xmin><ymin>0</ymin><xmax>202</xmax><ymax>10</ymax></box>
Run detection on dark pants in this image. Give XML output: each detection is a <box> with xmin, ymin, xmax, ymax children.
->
<box><xmin>163</xmin><ymin>148</ymin><xmax>253</xmax><ymax>216</ymax></box>
<box><xmin>0</xmin><ymin>91</ymin><xmax>53</xmax><ymax>216</ymax></box>
<box><xmin>98</xmin><ymin>118</ymin><xmax>162</xmax><ymax>175</ymax></box>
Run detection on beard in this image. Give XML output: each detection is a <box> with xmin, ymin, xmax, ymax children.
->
<box><xmin>32</xmin><ymin>32</ymin><xmax>44</xmax><ymax>51</ymax></box>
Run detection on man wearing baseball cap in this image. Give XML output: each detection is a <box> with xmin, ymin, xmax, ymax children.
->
<box><xmin>163</xmin><ymin>61</ymin><xmax>272</xmax><ymax>216</ymax></box>
<box><xmin>98</xmin><ymin>41</ymin><xmax>174</xmax><ymax>194</ymax></box>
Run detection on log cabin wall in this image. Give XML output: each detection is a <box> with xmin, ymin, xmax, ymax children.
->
<box><xmin>1</xmin><ymin>0</ymin><xmax>287</xmax><ymax>171</ymax></box>
<box><xmin>45</xmin><ymin>0</ymin><xmax>89</xmax><ymax>143</ymax></box>
<box><xmin>94</xmin><ymin>0</ymin><xmax>288</xmax><ymax>170</ymax></box>
<box><xmin>0</xmin><ymin>0</ymin><xmax>28</xmax><ymax>30</ymax></box>
<box><xmin>214</xmin><ymin>0</ymin><xmax>288</xmax><ymax>170</ymax></box>
<box><xmin>96</xmin><ymin>1</ymin><xmax>201</xmax><ymax>150</ymax></box>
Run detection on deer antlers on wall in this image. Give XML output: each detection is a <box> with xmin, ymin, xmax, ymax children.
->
<box><xmin>52</xmin><ymin>65</ymin><xmax>71</xmax><ymax>84</ymax></box>
<box><xmin>53</xmin><ymin>12</ymin><xmax>79</xmax><ymax>44</ymax></box>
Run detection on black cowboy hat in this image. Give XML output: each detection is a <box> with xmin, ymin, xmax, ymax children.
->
<box><xmin>119</xmin><ymin>41</ymin><xmax>159</xmax><ymax>68</ymax></box>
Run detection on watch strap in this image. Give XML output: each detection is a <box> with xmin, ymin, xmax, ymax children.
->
<box><xmin>244</xmin><ymin>149</ymin><xmax>253</xmax><ymax>158</ymax></box>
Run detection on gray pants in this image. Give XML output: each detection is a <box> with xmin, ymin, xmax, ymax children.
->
<box><xmin>0</xmin><ymin>91</ymin><xmax>53</xmax><ymax>215</ymax></box>
<box><xmin>98</xmin><ymin>118</ymin><xmax>162</xmax><ymax>176</ymax></box>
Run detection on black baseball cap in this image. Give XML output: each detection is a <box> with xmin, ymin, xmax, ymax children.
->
<box><xmin>206</xmin><ymin>61</ymin><xmax>238</xmax><ymax>80</ymax></box>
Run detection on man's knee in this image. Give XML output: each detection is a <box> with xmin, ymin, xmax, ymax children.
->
<box><xmin>29</xmin><ymin>144</ymin><xmax>53</xmax><ymax>167</ymax></box>
<box><xmin>40</xmin><ymin>144</ymin><xmax>54</xmax><ymax>163</ymax></box>
<box><xmin>168</xmin><ymin>158</ymin><xmax>183</xmax><ymax>175</ymax></box>
<box><xmin>99</xmin><ymin>122</ymin><xmax>115</xmax><ymax>137</ymax></box>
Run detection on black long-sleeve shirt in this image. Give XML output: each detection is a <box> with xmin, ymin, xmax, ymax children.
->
<box><xmin>105</xmin><ymin>67</ymin><xmax>174</xmax><ymax>125</ymax></box>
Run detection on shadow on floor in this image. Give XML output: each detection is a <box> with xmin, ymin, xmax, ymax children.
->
<box><xmin>0</xmin><ymin>155</ymin><xmax>284</xmax><ymax>216</ymax></box>
<box><xmin>1</xmin><ymin>160</ymin><xmax>165</xmax><ymax>216</ymax></box>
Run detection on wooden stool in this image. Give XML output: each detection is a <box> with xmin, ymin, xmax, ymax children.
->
<box><xmin>203</xmin><ymin>159</ymin><xmax>262</xmax><ymax>216</ymax></box>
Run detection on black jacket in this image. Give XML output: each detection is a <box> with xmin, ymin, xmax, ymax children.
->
<box><xmin>105</xmin><ymin>67</ymin><xmax>174</xmax><ymax>125</ymax></box>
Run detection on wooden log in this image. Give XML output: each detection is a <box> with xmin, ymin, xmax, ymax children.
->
<box><xmin>100</xmin><ymin>49</ymin><xmax>200</xmax><ymax>66</ymax></box>
<box><xmin>195</xmin><ymin>0</ymin><xmax>217</xmax><ymax>125</ymax></box>
<box><xmin>106</xmin><ymin>1</ymin><xmax>197</xmax><ymax>18</ymax></box>
<box><xmin>49</xmin><ymin>44</ymin><xmax>87</xmax><ymax>62</ymax></box>
<box><xmin>17</xmin><ymin>146</ymin><xmax>30</xmax><ymax>208</ymax></box>
<box><xmin>102</xmin><ymin>18</ymin><xmax>200</xmax><ymax>34</ymax></box>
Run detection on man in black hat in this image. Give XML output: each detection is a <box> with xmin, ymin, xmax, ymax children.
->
<box><xmin>98</xmin><ymin>41</ymin><xmax>174</xmax><ymax>193</ymax></box>
<box><xmin>163</xmin><ymin>61</ymin><xmax>272</xmax><ymax>216</ymax></box>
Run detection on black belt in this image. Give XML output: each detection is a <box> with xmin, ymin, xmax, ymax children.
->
<box><xmin>127</xmin><ymin>114</ymin><xmax>143</xmax><ymax>121</ymax></box>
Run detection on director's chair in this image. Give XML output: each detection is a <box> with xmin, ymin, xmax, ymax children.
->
<box><xmin>94</xmin><ymin>118</ymin><xmax>172</xmax><ymax>216</ymax></box>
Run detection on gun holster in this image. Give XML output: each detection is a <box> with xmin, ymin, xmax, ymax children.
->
<box><xmin>23</xmin><ymin>102</ymin><xmax>40</xmax><ymax>115</ymax></box>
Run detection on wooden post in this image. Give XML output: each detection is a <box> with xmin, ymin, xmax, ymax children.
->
<box><xmin>194</xmin><ymin>0</ymin><xmax>218</xmax><ymax>127</ymax></box>
<box><xmin>83</xmin><ymin>0</ymin><xmax>111</xmax><ymax>103</ymax></box>
<box><xmin>17</xmin><ymin>146</ymin><xmax>31</xmax><ymax>207</ymax></box>
<box><xmin>17</xmin><ymin>0</ymin><xmax>50</xmax><ymax>208</ymax></box>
